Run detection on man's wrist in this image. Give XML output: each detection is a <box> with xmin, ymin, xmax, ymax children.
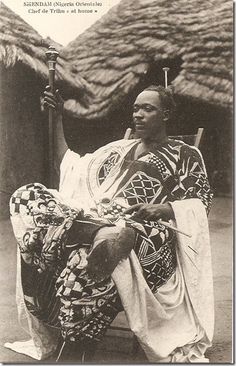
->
<box><xmin>165</xmin><ymin>203</ymin><xmax>175</xmax><ymax>220</ymax></box>
<box><xmin>66</xmin><ymin>218</ymin><xmax>114</xmax><ymax>246</ymax></box>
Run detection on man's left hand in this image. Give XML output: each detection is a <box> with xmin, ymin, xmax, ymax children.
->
<box><xmin>124</xmin><ymin>203</ymin><xmax>174</xmax><ymax>221</ymax></box>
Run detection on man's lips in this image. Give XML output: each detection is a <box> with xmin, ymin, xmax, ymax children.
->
<box><xmin>134</xmin><ymin>121</ymin><xmax>145</xmax><ymax>130</ymax></box>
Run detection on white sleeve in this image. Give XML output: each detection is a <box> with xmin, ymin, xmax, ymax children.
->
<box><xmin>59</xmin><ymin>149</ymin><xmax>81</xmax><ymax>194</ymax></box>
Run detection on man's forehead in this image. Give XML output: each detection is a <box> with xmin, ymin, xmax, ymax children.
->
<box><xmin>134</xmin><ymin>90</ymin><xmax>161</xmax><ymax>106</ymax></box>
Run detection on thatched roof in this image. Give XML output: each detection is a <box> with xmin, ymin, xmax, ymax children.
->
<box><xmin>0</xmin><ymin>2</ymin><xmax>91</xmax><ymax>99</ymax></box>
<box><xmin>62</xmin><ymin>0</ymin><xmax>233</xmax><ymax>119</ymax></box>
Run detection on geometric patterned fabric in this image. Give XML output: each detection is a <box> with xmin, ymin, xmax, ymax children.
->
<box><xmin>98</xmin><ymin>152</ymin><xmax>120</xmax><ymax>184</ymax></box>
<box><xmin>122</xmin><ymin>172</ymin><xmax>162</xmax><ymax>205</ymax></box>
<box><xmin>10</xmin><ymin>139</ymin><xmax>213</xmax><ymax>343</ymax></box>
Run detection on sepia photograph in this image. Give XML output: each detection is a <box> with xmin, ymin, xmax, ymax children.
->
<box><xmin>0</xmin><ymin>0</ymin><xmax>233</xmax><ymax>363</ymax></box>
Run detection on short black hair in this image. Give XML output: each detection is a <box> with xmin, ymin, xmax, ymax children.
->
<box><xmin>142</xmin><ymin>85</ymin><xmax>176</xmax><ymax>119</ymax></box>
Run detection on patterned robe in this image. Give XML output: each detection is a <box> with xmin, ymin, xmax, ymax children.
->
<box><xmin>10</xmin><ymin>138</ymin><xmax>213</xmax><ymax>345</ymax></box>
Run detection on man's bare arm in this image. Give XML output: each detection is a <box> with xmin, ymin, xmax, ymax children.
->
<box><xmin>43</xmin><ymin>86</ymin><xmax>68</xmax><ymax>172</ymax></box>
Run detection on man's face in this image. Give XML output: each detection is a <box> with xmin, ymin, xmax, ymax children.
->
<box><xmin>133</xmin><ymin>90</ymin><xmax>165</xmax><ymax>139</ymax></box>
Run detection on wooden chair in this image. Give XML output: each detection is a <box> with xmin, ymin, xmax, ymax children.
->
<box><xmin>124</xmin><ymin>127</ymin><xmax>205</xmax><ymax>149</ymax></box>
<box><xmin>169</xmin><ymin>127</ymin><xmax>204</xmax><ymax>149</ymax></box>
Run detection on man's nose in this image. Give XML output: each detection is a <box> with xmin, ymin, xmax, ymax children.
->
<box><xmin>133</xmin><ymin>109</ymin><xmax>143</xmax><ymax>118</ymax></box>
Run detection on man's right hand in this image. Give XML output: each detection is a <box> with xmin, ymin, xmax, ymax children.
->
<box><xmin>43</xmin><ymin>85</ymin><xmax>64</xmax><ymax>114</ymax></box>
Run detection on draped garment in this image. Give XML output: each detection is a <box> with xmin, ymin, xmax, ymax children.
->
<box><xmin>8</xmin><ymin>138</ymin><xmax>214</xmax><ymax>361</ymax></box>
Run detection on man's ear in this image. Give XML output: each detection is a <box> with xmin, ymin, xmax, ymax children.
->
<box><xmin>163</xmin><ymin>109</ymin><xmax>170</xmax><ymax>122</ymax></box>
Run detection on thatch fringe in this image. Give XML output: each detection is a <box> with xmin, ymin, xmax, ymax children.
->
<box><xmin>61</xmin><ymin>0</ymin><xmax>233</xmax><ymax>119</ymax></box>
<box><xmin>0</xmin><ymin>2</ymin><xmax>91</xmax><ymax>100</ymax></box>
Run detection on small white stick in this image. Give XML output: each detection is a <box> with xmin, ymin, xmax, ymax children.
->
<box><xmin>162</xmin><ymin>67</ymin><xmax>170</xmax><ymax>88</ymax></box>
<box><xmin>158</xmin><ymin>220</ymin><xmax>198</xmax><ymax>254</ymax></box>
<box><xmin>122</xmin><ymin>213</ymin><xmax>192</xmax><ymax>238</ymax></box>
<box><xmin>158</xmin><ymin>219</ymin><xmax>192</xmax><ymax>238</ymax></box>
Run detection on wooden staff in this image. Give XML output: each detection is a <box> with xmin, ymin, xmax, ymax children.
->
<box><xmin>45</xmin><ymin>46</ymin><xmax>59</xmax><ymax>188</ymax></box>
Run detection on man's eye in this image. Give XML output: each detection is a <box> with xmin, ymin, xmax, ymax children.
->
<box><xmin>143</xmin><ymin>106</ymin><xmax>154</xmax><ymax>112</ymax></box>
<box><xmin>133</xmin><ymin>105</ymin><xmax>156</xmax><ymax>112</ymax></box>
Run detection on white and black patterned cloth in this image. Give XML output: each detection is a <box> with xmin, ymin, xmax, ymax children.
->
<box><xmin>10</xmin><ymin>139</ymin><xmax>213</xmax><ymax>343</ymax></box>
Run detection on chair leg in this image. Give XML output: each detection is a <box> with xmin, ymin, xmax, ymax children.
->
<box><xmin>56</xmin><ymin>340</ymin><xmax>66</xmax><ymax>362</ymax></box>
<box><xmin>132</xmin><ymin>335</ymin><xmax>140</xmax><ymax>356</ymax></box>
<box><xmin>55</xmin><ymin>338</ymin><xmax>97</xmax><ymax>363</ymax></box>
<box><xmin>81</xmin><ymin>350</ymin><xmax>86</xmax><ymax>363</ymax></box>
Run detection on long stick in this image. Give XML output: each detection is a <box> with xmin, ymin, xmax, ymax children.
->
<box><xmin>123</xmin><ymin>213</ymin><xmax>191</xmax><ymax>238</ymax></box>
<box><xmin>126</xmin><ymin>215</ymin><xmax>197</xmax><ymax>253</ymax></box>
<box><xmin>45</xmin><ymin>46</ymin><xmax>59</xmax><ymax>188</ymax></box>
<box><xmin>158</xmin><ymin>219</ymin><xmax>192</xmax><ymax>238</ymax></box>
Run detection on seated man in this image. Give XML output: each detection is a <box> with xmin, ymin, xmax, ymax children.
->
<box><xmin>7</xmin><ymin>85</ymin><xmax>214</xmax><ymax>363</ymax></box>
